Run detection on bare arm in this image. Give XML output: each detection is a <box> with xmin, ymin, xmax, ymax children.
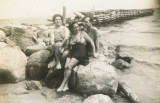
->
<box><xmin>82</xmin><ymin>32</ymin><xmax>96</xmax><ymax>56</ymax></box>
<box><xmin>50</xmin><ymin>30</ymin><xmax>55</xmax><ymax>45</ymax></box>
<box><xmin>61</xmin><ymin>27</ymin><xmax>70</xmax><ymax>47</ymax></box>
<box><xmin>94</xmin><ymin>28</ymin><xmax>99</xmax><ymax>53</ymax></box>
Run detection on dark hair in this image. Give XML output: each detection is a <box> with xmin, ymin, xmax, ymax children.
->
<box><xmin>82</xmin><ymin>16</ymin><xmax>93</xmax><ymax>22</ymax></box>
<box><xmin>68</xmin><ymin>21</ymin><xmax>79</xmax><ymax>32</ymax></box>
<box><xmin>52</xmin><ymin>14</ymin><xmax>64</xmax><ymax>24</ymax></box>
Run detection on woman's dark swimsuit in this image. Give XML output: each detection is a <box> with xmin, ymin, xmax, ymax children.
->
<box><xmin>68</xmin><ymin>32</ymin><xmax>89</xmax><ymax>62</ymax></box>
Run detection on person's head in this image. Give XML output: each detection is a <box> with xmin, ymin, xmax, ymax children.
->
<box><xmin>68</xmin><ymin>21</ymin><xmax>80</xmax><ymax>35</ymax></box>
<box><xmin>83</xmin><ymin>16</ymin><xmax>93</xmax><ymax>28</ymax></box>
<box><xmin>52</xmin><ymin>14</ymin><xmax>64</xmax><ymax>26</ymax></box>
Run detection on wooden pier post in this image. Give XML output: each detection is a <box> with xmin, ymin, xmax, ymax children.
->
<box><xmin>62</xmin><ymin>6</ymin><xmax>66</xmax><ymax>25</ymax></box>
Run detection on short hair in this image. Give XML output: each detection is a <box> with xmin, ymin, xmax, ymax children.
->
<box><xmin>68</xmin><ymin>21</ymin><xmax>79</xmax><ymax>32</ymax></box>
<box><xmin>52</xmin><ymin>14</ymin><xmax>64</xmax><ymax>23</ymax></box>
<box><xmin>83</xmin><ymin>16</ymin><xmax>93</xmax><ymax>22</ymax></box>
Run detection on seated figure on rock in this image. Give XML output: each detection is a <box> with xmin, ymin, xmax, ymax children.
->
<box><xmin>49</xmin><ymin>14</ymin><xmax>70</xmax><ymax>69</ymax></box>
<box><xmin>83</xmin><ymin>16</ymin><xmax>99</xmax><ymax>56</ymax></box>
<box><xmin>57</xmin><ymin>21</ymin><xmax>98</xmax><ymax>92</ymax></box>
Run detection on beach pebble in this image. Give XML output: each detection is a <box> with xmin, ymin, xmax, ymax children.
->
<box><xmin>83</xmin><ymin>94</ymin><xmax>113</xmax><ymax>103</ymax></box>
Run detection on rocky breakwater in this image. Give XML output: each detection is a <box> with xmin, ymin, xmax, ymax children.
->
<box><xmin>0</xmin><ymin>24</ymin><xmax>51</xmax><ymax>83</ymax></box>
<box><xmin>0</xmin><ymin>23</ymin><xmax>138</xmax><ymax>103</ymax></box>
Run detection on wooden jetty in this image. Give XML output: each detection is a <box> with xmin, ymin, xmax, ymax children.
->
<box><xmin>79</xmin><ymin>9</ymin><xmax>154</xmax><ymax>25</ymax></box>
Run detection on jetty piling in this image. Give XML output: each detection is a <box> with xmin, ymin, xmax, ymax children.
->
<box><xmin>79</xmin><ymin>9</ymin><xmax>154</xmax><ymax>25</ymax></box>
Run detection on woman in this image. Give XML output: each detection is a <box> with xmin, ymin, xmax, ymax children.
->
<box><xmin>50</xmin><ymin>14</ymin><xmax>70</xmax><ymax>69</ymax></box>
<box><xmin>57</xmin><ymin>21</ymin><xmax>98</xmax><ymax>92</ymax></box>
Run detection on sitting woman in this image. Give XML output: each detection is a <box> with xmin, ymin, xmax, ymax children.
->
<box><xmin>57</xmin><ymin>21</ymin><xmax>98</xmax><ymax>92</ymax></box>
<box><xmin>50</xmin><ymin>14</ymin><xmax>70</xmax><ymax>69</ymax></box>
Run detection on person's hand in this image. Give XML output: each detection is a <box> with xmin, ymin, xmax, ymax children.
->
<box><xmin>70</xmin><ymin>40</ymin><xmax>76</xmax><ymax>45</ymax></box>
<box><xmin>58</xmin><ymin>43</ymin><xmax>63</xmax><ymax>47</ymax></box>
<box><xmin>76</xmin><ymin>39</ymin><xmax>81</xmax><ymax>44</ymax></box>
<box><xmin>59</xmin><ymin>47</ymin><xmax>64</xmax><ymax>54</ymax></box>
<box><xmin>93</xmin><ymin>53</ymin><xmax>99</xmax><ymax>59</ymax></box>
<box><xmin>55</xmin><ymin>42</ymin><xmax>62</xmax><ymax>47</ymax></box>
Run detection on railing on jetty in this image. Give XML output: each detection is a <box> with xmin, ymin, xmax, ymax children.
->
<box><xmin>80</xmin><ymin>9</ymin><xmax>154</xmax><ymax>25</ymax></box>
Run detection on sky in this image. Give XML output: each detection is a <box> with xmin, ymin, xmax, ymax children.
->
<box><xmin>0</xmin><ymin>0</ymin><xmax>159</xmax><ymax>19</ymax></box>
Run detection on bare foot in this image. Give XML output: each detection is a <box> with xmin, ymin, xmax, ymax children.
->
<box><xmin>56</xmin><ymin>63</ymin><xmax>61</xmax><ymax>69</ymax></box>
<box><xmin>48</xmin><ymin>60</ymin><xmax>56</xmax><ymax>69</ymax></box>
<box><xmin>62</xmin><ymin>85</ymin><xmax>69</xmax><ymax>92</ymax></box>
<box><xmin>57</xmin><ymin>87</ymin><xmax>63</xmax><ymax>92</ymax></box>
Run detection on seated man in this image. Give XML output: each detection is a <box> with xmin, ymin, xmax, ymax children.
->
<box><xmin>83</xmin><ymin>16</ymin><xmax>99</xmax><ymax>56</ymax></box>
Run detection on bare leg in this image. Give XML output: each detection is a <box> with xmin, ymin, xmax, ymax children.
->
<box><xmin>57</xmin><ymin>58</ymin><xmax>79</xmax><ymax>92</ymax></box>
<box><xmin>62</xmin><ymin>57</ymin><xmax>71</xmax><ymax>91</ymax></box>
<box><xmin>54</xmin><ymin>47</ymin><xmax>61</xmax><ymax>69</ymax></box>
<box><xmin>61</xmin><ymin>50</ymin><xmax>70</xmax><ymax>69</ymax></box>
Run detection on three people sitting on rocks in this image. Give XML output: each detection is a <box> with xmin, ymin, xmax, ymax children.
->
<box><xmin>49</xmin><ymin>14</ymin><xmax>99</xmax><ymax>92</ymax></box>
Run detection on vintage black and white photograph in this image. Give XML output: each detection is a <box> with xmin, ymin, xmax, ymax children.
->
<box><xmin>0</xmin><ymin>0</ymin><xmax>160</xmax><ymax>103</ymax></box>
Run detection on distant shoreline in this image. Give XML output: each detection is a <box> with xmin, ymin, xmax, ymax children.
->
<box><xmin>0</xmin><ymin>16</ymin><xmax>51</xmax><ymax>26</ymax></box>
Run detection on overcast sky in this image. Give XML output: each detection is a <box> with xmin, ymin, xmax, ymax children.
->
<box><xmin>0</xmin><ymin>0</ymin><xmax>159</xmax><ymax>19</ymax></box>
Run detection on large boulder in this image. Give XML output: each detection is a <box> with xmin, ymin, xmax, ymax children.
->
<box><xmin>0</xmin><ymin>42</ymin><xmax>7</xmax><ymax>49</ymax></box>
<box><xmin>24</xmin><ymin>43</ymin><xmax>47</xmax><ymax>56</ymax></box>
<box><xmin>0</xmin><ymin>30</ymin><xmax>6</xmax><ymax>42</ymax></box>
<box><xmin>0</xmin><ymin>26</ymin><xmax>11</xmax><ymax>37</ymax></box>
<box><xmin>26</xmin><ymin>50</ymin><xmax>51</xmax><ymax>80</ymax></box>
<box><xmin>111</xmin><ymin>59</ymin><xmax>131</xmax><ymax>70</ymax></box>
<box><xmin>83</xmin><ymin>94</ymin><xmax>113</xmax><ymax>103</ymax></box>
<box><xmin>0</xmin><ymin>44</ymin><xmax>27</xmax><ymax>83</ymax></box>
<box><xmin>37</xmin><ymin>25</ymin><xmax>50</xmax><ymax>45</ymax></box>
<box><xmin>70</xmin><ymin>60</ymin><xmax>118</xmax><ymax>96</ymax></box>
<box><xmin>9</xmin><ymin>25</ymin><xmax>38</xmax><ymax>50</ymax></box>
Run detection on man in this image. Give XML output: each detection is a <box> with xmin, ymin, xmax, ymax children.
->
<box><xmin>83</xmin><ymin>16</ymin><xmax>99</xmax><ymax>54</ymax></box>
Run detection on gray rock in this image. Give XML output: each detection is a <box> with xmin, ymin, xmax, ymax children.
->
<box><xmin>26</xmin><ymin>50</ymin><xmax>51</xmax><ymax>80</ymax></box>
<box><xmin>27</xmin><ymin>50</ymin><xmax>51</xmax><ymax>66</ymax></box>
<box><xmin>0</xmin><ymin>30</ymin><xmax>6</xmax><ymax>42</ymax></box>
<box><xmin>70</xmin><ymin>60</ymin><xmax>118</xmax><ymax>96</ymax></box>
<box><xmin>108</xmin><ymin>46</ymin><xmax>116</xmax><ymax>50</ymax></box>
<box><xmin>53</xmin><ymin>94</ymin><xmax>83</xmax><ymax>103</ymax></box>
<box><xmin>111</xmin><ymin>59</ymin><xmax>131</xmax><ymax>70</ymax></box>
<box><xmin>9</xmin><ymin>25</ymin><xmax>38</xmax><ymax>50</ymax></box>
<box><xmin>14</xmin><ymin>86</ymin><xmax>29</xmax><ymax>95</ymax></box>
<box><xmin>0</xmin><ymin>26</ymin><xmax>11</xmax><ymax>36</ymax></box>
<box><xmin>0</xmin><ymin>42</ymin><xmax>7</xmax><ymax>49</ymax></box>
<box><xmin>99</xmin><ymin>41</ymin><xmax>104</xmax><ymax>54</ymax></box>
<box><xmin>24</xmin><ymin>43</ymin><xmax>47</xmax><ymax>56</ymax></box>
<box><xmin>83</xmin><ymin>94</ymin><xmax>113</xmax><ymax>103</ymax></box>
<box><xmin>0</xmin><ymin>45</ymin><xmax>27</xmax><ymax>83</ymax></box>
<box><xmin>37</xmin><ymin>25</ymin><xmax>50</xmax><ymax>46</ymax></box>
<box><xmin>25</xmin><ymin>80</ymin><xmax>42</xmax><ymax>90</ymax></box>
<box><xmin>5</xmin><ymin>37</ymin><xmax>17</xmax><ymax>47</ymax></box>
